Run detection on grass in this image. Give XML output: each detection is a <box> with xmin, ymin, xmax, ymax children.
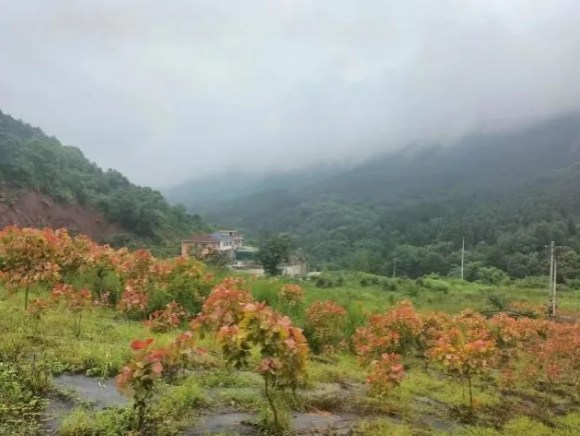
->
<box><xmin>2</xmin><ymin>272</ymin><xmax>580</xmax><ymax>435</ymax></box>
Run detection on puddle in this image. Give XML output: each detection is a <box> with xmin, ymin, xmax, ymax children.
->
<box><xmin>185</xmin><ymin>411</ymin><xmax>359</xmax><ymax>435</ymax></box>
<box><xmin>42</xmin><ymin>396</ymin><xmax>74</xmax><ymax>435</ymax></box>
<box><xmin>293</xmin><ymin>412</ymin><xmax>358</xmax><ymax>434</ymax></box>
<box><xmin>42</xmin><ymin>375</ymin><xmax>127</xmax><ymax>434</ymax></box>
<box><xmin>53</xmin><ymin>374</ymin><xmax>127</xmax><ymax>408</ymax></box>
<box><xmin>186</xmin><ymin>412</ymin><xmax>256</xmax><ymax>435</ymax></box>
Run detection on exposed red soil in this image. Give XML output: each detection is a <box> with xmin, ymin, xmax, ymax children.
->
<box><xmin>0</xmin><ymin>187</ymin><xmax>123</xmax><ymax>240</ymax></box>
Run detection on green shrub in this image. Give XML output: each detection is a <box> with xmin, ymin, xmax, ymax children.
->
<box><xmin>156</xmin><ymin>378</ymin><xmax>209</xmax><ymax>417</ymax></box>
<box><xmin>59</xmin><ymin>408</ymin><xmax>132</xmax><ymax>436</ymax></box>
<box><xmin>476</xmin><ymin>267</ymin><xmax>508</xmax><ymax>286</ymax></box>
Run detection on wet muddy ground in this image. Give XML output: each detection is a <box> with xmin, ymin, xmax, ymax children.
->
<box><xmin>44</xmin><ymin>373</ymin><xmax>460</xmax><ymax>435</ymax></box>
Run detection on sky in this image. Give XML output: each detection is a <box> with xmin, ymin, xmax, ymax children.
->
<box><xmin>1</xmin><ymin>0</ymin><xmax>580</xmax><ymax>188</ymax></box>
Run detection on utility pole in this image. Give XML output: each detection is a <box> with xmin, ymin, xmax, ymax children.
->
<box><xmin>392</xmin><ymin>259</ymin><xmax>397</xmax><ymax>279</ymax></box>
<box><xmin>548</xmin><ymin>241</ymin><xmax>559</xmax><ymax>317</ymax></box>
<box><xmin>548</xmin><ymin>241</ymin><xmax>555</xmax><ymax>316</ymax></box>
<box><xmin>460</xmin><ymin>237</ymin><xmax>465</xmax><ymax>281</ymax></box>
<box><xmin>552</xmin><ymin>259</ymin><xmax>557</xmax><ymax>317</ymax></box>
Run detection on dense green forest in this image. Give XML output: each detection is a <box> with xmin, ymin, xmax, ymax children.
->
<box><xmin>0</xmin><ymin>110</ymin><xmax>208</xmax><ymax>244</ymax></box>
<box><xmin>171</xmin><ymin>113</ymin><xmax>580</xmax><ymax>282</ymax></box>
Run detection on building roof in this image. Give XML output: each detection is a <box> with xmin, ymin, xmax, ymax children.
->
<box><xmin>211</xmin><ymin>232</ymin><xmax>230</xmax><ymax>242</ymax></box>
<box><xmin>184</xmin><ymin>234</ymin><xmax>219</xmax><ymax>243</ymax></box>
<box><xmin>218</xmin><ymin>230</ymin><xmax>243</xmax><ymax>238</ymax></box>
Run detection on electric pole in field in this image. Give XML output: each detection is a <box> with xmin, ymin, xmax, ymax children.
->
<box><xmin>393</xmin><ymin>259</ymin><xmax>397</xmax><ymax>279</ymax></box>
<box><xmin>460</xmin><ymin>237</ymin><xmax>465</xmax><ymax>281</ymax></box>
<box><xmin>548</xmin><ymin>241</ymin><xmax>561</xmax><ymax>317</ymax></box>
<box><xmin>552</xmin><ymin>259</ymin><xmax>557</xmax><ymax>317</ymax></box>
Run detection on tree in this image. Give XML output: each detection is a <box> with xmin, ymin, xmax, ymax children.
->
<box><xmin>429</xmin><ymin>327</ymin><xmax>496</xmax><ymax>409</ymax></box>
<box><xmin>116</xmin><ymin>339</ymin><xmax>167</xmax><ymax>433</ymax></box>
<box><xmin>256</xmin><ymin>234</ymin><xmax>293</xmax><ymax>276</ymax></box>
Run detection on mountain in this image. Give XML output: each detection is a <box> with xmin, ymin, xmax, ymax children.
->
<box><xmin>168</xmin><ymin>113</ymin><xmax>580</xmax><ymax>280</ymax></box>
<box><xmin>0</xmin><ymin>110</ymin><xmax>208</xmax><ymax>246</ymax></box>
<box><xmin>165</xmin><ymin>165</ymin><xmax>342</xmax><ymax>213</ymax></box>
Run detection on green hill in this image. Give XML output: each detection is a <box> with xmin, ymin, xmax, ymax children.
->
<box><xmin>0</xmin><ymin>109</ymin><xmax>208</xmax><ymax>246</ymax></box>
<box><xmin>170</xmin><ymin>113</ymin><xmax>580</xmax><ymax>280</ymax></box>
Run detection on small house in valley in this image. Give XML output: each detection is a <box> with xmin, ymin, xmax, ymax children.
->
<box><xmin>181</xmin><ymin>230</ymin><xmax>244</xmax><ymax>258</ymax></box>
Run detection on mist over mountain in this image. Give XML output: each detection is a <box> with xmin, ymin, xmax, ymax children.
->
<box><xmin>2</xmin><ymin>0</ymin><xmax>580</xmax><ymax>187</ymax></box>
<box><xmin>168</xmin><ymin>113</ymin><xmax>580</xmax><ymax>278</ymax></box>
<box><xmin>3</xmin><ymin>0</ymin><xmax>580</xmax><ymax>277</ymax></box>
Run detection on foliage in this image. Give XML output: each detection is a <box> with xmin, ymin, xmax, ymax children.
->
<box><xmin>0</xmin><ymin>361</ymin><xmax>49</xmax><ymax>435</ymax></box>
<box><xmin>144</xmin><ymin>301</ymin><xmax>187</xmax><ymax>333</ymax></box>
<box><xmin>51</xmin><ymin>283</ymin><xmax>93</xmax><ymax>336</ymax></box>
<box><xmin>191</xmin><ymin>278</ymin><xmax>254</xmax><ymax>333</ymax></box>
<box><xmin>0</xmin><ymin>226</ymin><xmax>63</xmax><ymax>308</ymax></box>
<box><xmin>117</xmin><ymin>284</ymin><xmax>149</xmax><ymax>318</ymax></box>
<box><xmin>0</xmin><ymin>110</ymin><xmax>209</xmax><ymax>240</ymax></box>
<box><xmin>195</xmin><ymin>115</ymin><xmax>580</xmax><ymax>282</ymax></box>
<box><xmin>367</xmin><ymin>353</ymin><xmax>405</xmax><ymax>396</ymax></box>
<box><xmin>429</xmin><ymin>325</ymin><xmax>496</xmax><ymax>408</ymax></box>
<box><xmin>26</xmin><ymin>298</ymin><xmax>48</xmax><ymax>337</ymax></box>
<box><xmin>279</xmin><ymin>284</ymin><xmax>304</xmax><ymax>307</ymax></box>
<box><xmin>354</xmin><ymin>300</ymin><xmax>424</xmax><ymax>364</ymax></box>
<box><xmin>216</xmin><ymin>300</ymin><xmax>309</xmax><ymax>432</ymax></box>
<box><xmin>194</xmin><ymin>279</ymin><xmax>309</xmax><ymax>432</ymax></box>
<box><xmin>116</xmin><ymin>338</ymin><xmax>167</xmax><ymax>433</ymax></box>
<box><xmin>256</xmin><ymin>233</ymin><xmax>293</xmax><ymax>276</ymax></box>
<box><xmin>305</xmin><ymin>300</ymin><xmax>348</xmax><ymax>354</ymax></box>
<box><xmin>476</xmin><ymin>267</ymin><xmax>508</xmax><ymax>286</ymax></box>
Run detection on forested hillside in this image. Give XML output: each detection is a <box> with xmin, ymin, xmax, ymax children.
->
<box><xmin>172</xmin><ymin>113</ymin><xmax>580</xmax><ymax>281</ymax></box>
<box><xmin>0</xmin><ymin>110</ymin><xmax>208</xmax><ymax>244</ymax></box>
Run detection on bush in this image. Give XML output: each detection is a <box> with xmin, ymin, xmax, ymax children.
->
<box><xmin>360</xmin><ymin>276</ymin><xmax>380</xmax><ymax>287</ymax></box>
<box><xmin>476</xmin><ymin>267</ymin><xmax>508</xmax><ymax>286</ymax></box>
<box><xmin>487</xmin><ymin>294</ymin><xmax>507</xmax><ymax>311</ymax></box>
<box><xmin>565</xmin><ymin>279</ymin><xmax>580</xmax><ymax>290</ymax></box>
<box><xmin>315</xmin><ymin>276</ymin><xmax>336</xmax><ymax>288</ymax></box>
<box><xmin>513</xmin><ymin>276</ymin><xmax>548</xmax><ymax>289</ymax></box>
<box><xmin>156</xmin><ymin>378</ymin><xmax>209</xmax><ymax>416</ymax></box>
<box><xmin>305</xmin><ymin>301</ymin><xmax>349</xmax><ymax>354</ymax></box>
<box><xmin>59</xmin><ymin>408</ymin><xmax>132</xmax><ymax>436</ymax></box>
<box><xmin>381</xmin><ymin>279</ymin><xmax>398</xmax><ymax>292</ymax></box>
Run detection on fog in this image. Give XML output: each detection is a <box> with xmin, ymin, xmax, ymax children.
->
<box><xmin>1</xmin><ymin>0</ymin><xmax>579</xmax><ymax>188</ymax></box>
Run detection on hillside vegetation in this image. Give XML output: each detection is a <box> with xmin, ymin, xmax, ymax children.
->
<box><xmin>0</xmin><ymin>110</ymin><xmax>207</xmax><ymax>244</ymax></box>
<box><xmin>172</xmin><ymin>113</ymin><xmax>580</xmax><ymax>281</ymax></box>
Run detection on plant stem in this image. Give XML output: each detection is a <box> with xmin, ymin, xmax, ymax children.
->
<box><xmin>77</xmin><ymin>311</ymin><xmax>82</xmax><ymax>337</ymax></box>
<box><xmin>24</xmin><ymin>284</ymin><xmax>30</xmax><ymax>310</ymax></box>
<box><xmin>98</xmin><ymin>270</ymin><xmax>105</xmax><ymax>296</ymax></box>
<box><xmin>264</xmin><ymin>376</ymin><xmax>279</xmax><ymax>431</ymax></box>
<box><xmin>135</xmin><ymin>400</ymin><xmax>146</xmax><ymax>434</ymax></box>
<box><xmin>467</xmin><ymin>373</ymin><xmax>473</xmax><ymax>409</ymax></box>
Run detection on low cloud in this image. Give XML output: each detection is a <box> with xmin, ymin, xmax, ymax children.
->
<box><xmin>1</xmin><ymin>0</ymin><xmax>579</xmax><ymax>187</ymax></box>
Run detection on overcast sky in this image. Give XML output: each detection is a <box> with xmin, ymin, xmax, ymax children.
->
<box><xmin>1</xmin><ymin>0</ymin><xmax>580</xmax><ymax>188</ymax></box>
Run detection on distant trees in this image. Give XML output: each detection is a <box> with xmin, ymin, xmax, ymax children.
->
<box><xmin>256</xmin><ymin>233</ymin><xmax>293</xmax><ymax>276</ymax></box>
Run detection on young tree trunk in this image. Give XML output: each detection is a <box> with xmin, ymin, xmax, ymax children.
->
<box><xmin>135</xmin><ymin>400</ymin><xmax>146</xmax><ymax>435</ymax></box>
<box><xmin>76</xmin><ymin>312</ymin><xmax>82</xmax><ymax>337</ymax></box>
<box><xmin>264</xmin><ymin>377</ymin><xmax>279</xmax><ymax>431</ymax></box>
<box><xmin>33</xmin><ymin>318</ymin><xmax>39</xmax><ymax>337</ymax></box>
<box><xmin>24</xmin><ymin>284</ymin><xmax>30</xmax><ymax>310</ymax></box>
<box><xmin>98</xmin><ymin>270</ymin><xmax>105</xmax><ymax>297</ymax></box>
<box><xmin>467</xmin><ymin>373</ymin><xmax>473</xmax><ymax>409</ymax></box>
